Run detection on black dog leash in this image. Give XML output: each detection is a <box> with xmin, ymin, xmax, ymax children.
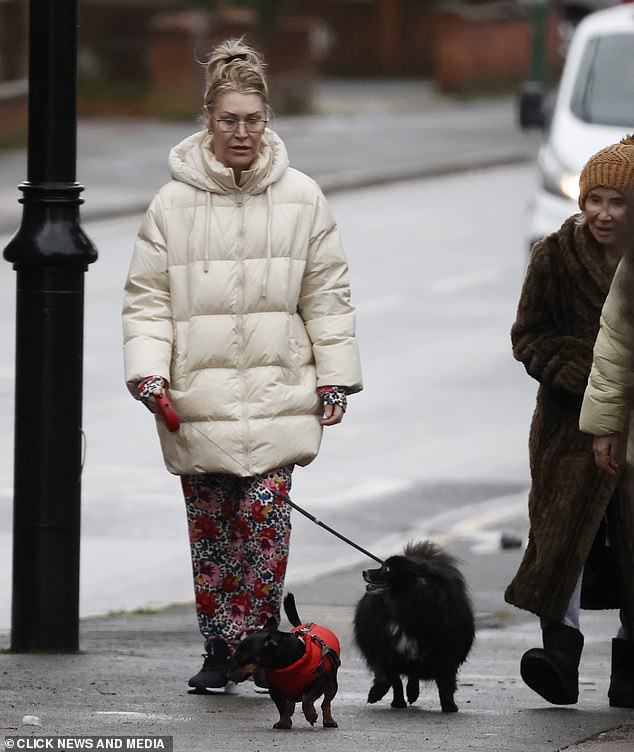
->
<box><xmin>182</xmin><ymin>422</ymin><xmax>385</xmax><ymax>565</ymax></box>
<box><xmin>269</xmin><ymin>488</ymin><xmax>384</xmax><ymax>565</ymax></box>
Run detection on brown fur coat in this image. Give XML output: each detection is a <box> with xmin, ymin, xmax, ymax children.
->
<box><xmin>505</xmin><ymin>216</ymin><xmax>634</xmax><ymax>633</ymax></box>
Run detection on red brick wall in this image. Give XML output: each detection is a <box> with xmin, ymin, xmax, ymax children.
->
<box><xmin>433</xmin><ymin>5</ymin><xmax>562</xmax><ymax>93</ymax></box>
<box><xmin>308</xmin><ymin>2</ymin><xmax>377</xmax><ymax>75</ymax></box>
<box><xmin>293</xmin><ymin>0</ymin><xmax>562</xmax><ymax>89</ymax></box>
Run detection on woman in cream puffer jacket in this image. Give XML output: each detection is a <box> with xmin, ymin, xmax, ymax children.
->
<box><xmin>580</xmin><ymin>257</ymin><xmax>634</xmax><ymax>443</ymax></box>
<box><xmin>123</xmin><ymin>125</ymin><xmax>362</xmax><ymax>476</ymax></box>
<box><xmin>122</xmin><ymin>39</ymin><xmax>362</xmax><ymax>692</ymax></box>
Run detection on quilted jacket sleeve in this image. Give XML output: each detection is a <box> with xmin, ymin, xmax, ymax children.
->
<box><xmin>580</xmin><ymin>258</ymin><xmax>634</xmax><ymax>435</ymax></box>
<box><xmin>511</xmin><ymin>239</ymin><xmax>594</xmax><ymax>396</ymax></box>
<box><xmin>298</xmin><ymin>185</ymin><xmax>363</xmax><ymax>394</ymax></box>
<box><xmin>122</xmin><ymin>195</ymin><xmax>174</xmax><ymax>397</ymax></box>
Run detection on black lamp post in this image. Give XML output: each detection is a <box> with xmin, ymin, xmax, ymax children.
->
<box><xmin>3</xmin><ymin>0</ymin><xmax>98</xmax><ymax>652</ymax></box>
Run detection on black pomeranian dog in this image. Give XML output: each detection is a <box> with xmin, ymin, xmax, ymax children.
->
<box><xmin>354</xmin><ymin>540</ymin><xmax>475</xmax><ymax>712</ymax></box>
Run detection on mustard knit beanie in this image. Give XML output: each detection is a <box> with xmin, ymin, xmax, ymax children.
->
<box><xmin>578</xmin><ymin>134</ymin><xmax>634</xmax><ymax>209</ymax></box>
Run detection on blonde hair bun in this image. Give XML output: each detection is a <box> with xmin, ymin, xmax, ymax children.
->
<box><xmin>203</xmin><ymin>38</ymin><xmax>269</xmax><ymax>114</ymax></box>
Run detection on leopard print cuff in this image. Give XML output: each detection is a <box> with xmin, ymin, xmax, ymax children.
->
<box><xmin>137</xmin><ymin>375</ymin><xmax>167</xmax><ymax>406</ymax></box>
<box><xmin>318</xmin><ymin>385</ymin><xmax>347</xmax><ymax>413</ymax></box>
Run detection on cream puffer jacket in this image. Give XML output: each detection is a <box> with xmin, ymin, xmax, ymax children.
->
<box><xmin>123</xmin><ymin>128</ymin><xmax>363</xmax><ymax>476</ymax></box>
<box><xmin>580</xmin><ymin>256</ymin><xmax>634</xmax><ymax>436</ymax></box>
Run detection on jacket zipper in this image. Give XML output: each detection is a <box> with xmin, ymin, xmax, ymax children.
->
<box><xmin>234</xmin><ymin>190</ymin><xmax>251</xmax><ymax>471</ymax></box>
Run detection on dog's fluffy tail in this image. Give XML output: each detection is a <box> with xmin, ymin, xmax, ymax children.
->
<box><xmin>283</xmin><ymin>592</ymin><xmax>302</xmax><ymax>627</ymax></box>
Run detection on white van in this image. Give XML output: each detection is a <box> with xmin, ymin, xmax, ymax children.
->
<box><xmin>520</xmin><ymin>3</ymin><xmax>634</xmax><ymax>247</ymax></box>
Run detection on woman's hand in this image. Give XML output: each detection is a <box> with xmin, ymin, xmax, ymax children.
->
<box><xmin>318</xmin><ymin>385</ymin><xmax>347</xmax><ymax>426</ymax></box>
<box><xmin>320</xmin><ymin>403</ymin><xmax>344</xmax><ymax>426</ymax></box>
<box><xmin>137</xmin><ymin>376</ymin><xmax>180</xmax><ymax>431</ymax></box>
<box><xmin>137</xmin><ymin>376</ymin><xmax>167</xmax><ymax>415</ymax></box>
<box><xmin>592</xmin><ymin>433</ymin><xmax>622</xmax><ymax>475</ymax></box>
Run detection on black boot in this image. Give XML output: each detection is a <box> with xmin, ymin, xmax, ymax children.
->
<box><xmin>608</xmin><ymin>638</ymin><xmax>634</xmax><ymax>708</ymax></box>
<box><xmin>520</xmin><ymin>623</ymin><xmax>584</xmax><ymax>705</ymax></box>
<box><xmin>188</xmin><ymin>639</ymin><xmax>229</xmax><ymax>691</ymax></box>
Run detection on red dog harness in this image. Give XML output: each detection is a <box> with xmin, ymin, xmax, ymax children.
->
<box><xmin>265</xmin><ymin>623</ymin><xmax>341</xmax><ymax>701</ymax></box>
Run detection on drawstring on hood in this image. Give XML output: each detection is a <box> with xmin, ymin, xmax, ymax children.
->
<box><xmin>204</xmin><ymin>192</ymin><xmax>212</xmax><ymax>274</ymax></box>
<box><xmin>169</xmin><ymin>129</ymin><xmax>289</xmax><ymax>290</ymax></box>
<box><xmin>261</xmin><ymin>187</ymin><xmax>273</xmax><ymax>297</ymax></box>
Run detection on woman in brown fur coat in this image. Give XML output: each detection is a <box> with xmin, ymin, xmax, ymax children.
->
<box><xmin>506</xmin><ymin>136</ymin><xmax>634</xmax><ymax>707</ymax></box>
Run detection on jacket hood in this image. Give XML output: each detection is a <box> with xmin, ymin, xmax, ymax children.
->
<box><xmin>168</xmin><ymin>128</ymin><xmax>290</xmax><ymax>194</ymax></box>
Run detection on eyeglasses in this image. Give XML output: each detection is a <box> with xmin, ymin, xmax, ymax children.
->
<box><xmin>215</xmin><ymin>117</ymin><xmax>268</xmax><ymax>133</ymax></box>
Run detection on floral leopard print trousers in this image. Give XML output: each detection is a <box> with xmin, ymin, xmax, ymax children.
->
<box><xmin>181</xmin><ymin>466</ymin><xmax>293</xmax><ymax>650</ymax></box>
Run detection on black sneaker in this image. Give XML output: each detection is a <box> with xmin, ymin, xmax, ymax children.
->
<box><xmin>188</xmin><ymin>639</ymin><xmax>229</xmax><ymax>691</ymax></box>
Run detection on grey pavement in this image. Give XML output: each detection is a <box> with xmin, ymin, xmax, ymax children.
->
<box><xmin>2</xmin><ymin>79</ymin><xmax>633</xmax><ymax>751</ymax></box>
<box><xmin>2</xmin><ymin>574</ymin><xmax>634</xmax><ymax>752</ymax></box>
